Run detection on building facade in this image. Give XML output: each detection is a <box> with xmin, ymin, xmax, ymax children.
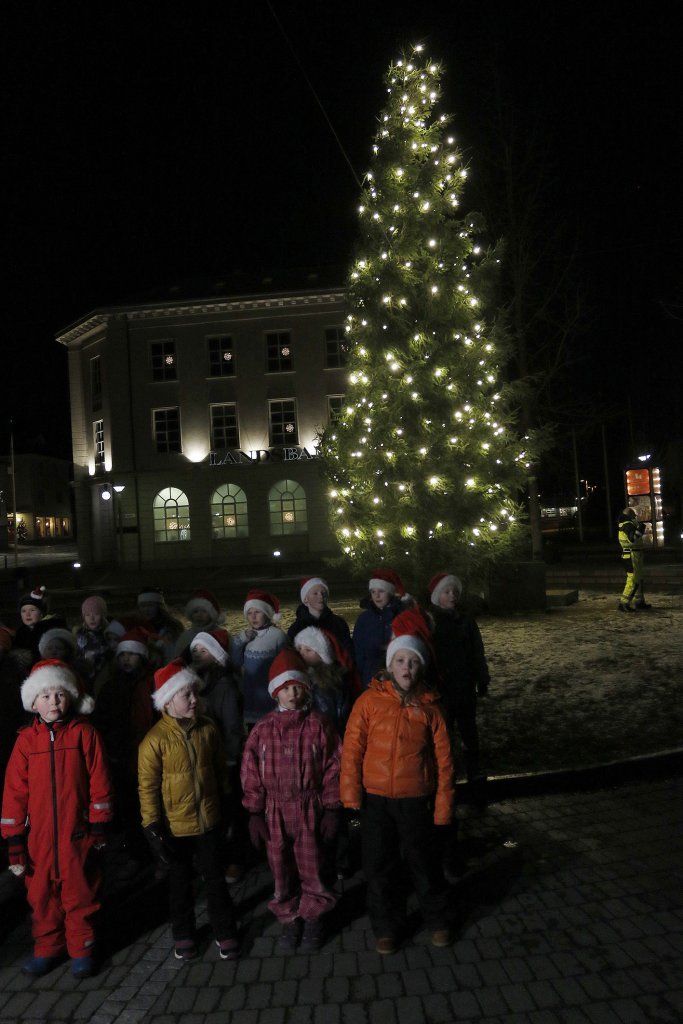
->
<box><xmin>56</xmin><ymin>279</ymin><xmax>348</xmax><ymax>568</ymax></box>
<box><xmin>0</xmin><ymin>454</ymin><xmax>73</xmax><ymax>549</ymax></box>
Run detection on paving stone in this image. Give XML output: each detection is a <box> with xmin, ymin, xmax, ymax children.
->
<box><xmin>314</xmin><ymin>1006</ymin><xmax>340</xmax><ymax>1024</ymax></box>
<box><xmin>394</xmin><ymin>995</ymin><xmax>424</xmax><ymax>1024</ymax></box>
<box><xmin>298</xmin><ymin>977</ymin><xmax>325</xmax><ymax>1005</ymax></box>
<box><xmin>325</xmin><ymin>975</ymin><xmax>351</xmax><ymax>1003</ymax></box>
<box><xmin>216</xmin><ymin>982</ymin><xmax>247</xmax><ymax>1011</ymax></box>
<box><xmin>449</xmin><ymin>988</ymin><xmax>482</xmax><ymax>1018</ymax></box>
<box><xmin>340</xmin><ymin>1006</ymin><xmax>368</xmax><ymax>1024</ymax></box>
<box><xmin>268</xmin><ymin>980</ymin><xmax>298</xmax><ymax>1007</ymax></box>
<box><xmin>527</xmin><ymin>979</ymin><xmax>562</xmax><ymax>1009</ymax></box>
<box><xmin>366</xmin><ymin>999</ymin><xmax>397</xmax><ymax>1024</ymax></box>
<box><xmin>475</xmin><ymin>985</ymin><xmax>508</xmax><ymax>1016</ymax></box>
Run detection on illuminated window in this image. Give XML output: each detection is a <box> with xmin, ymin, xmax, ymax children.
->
<box><xmin>151</xmin><ymin>340</ymin><xmax>177</xmax><ymax>381</ymax></box>
<box><xmin>327</xmin><ymin>395</ymin><xmax>344</xmax><ymax>424</ymax></box>
<box><xmin>325</xmin><ymin>326</ymin><xmax>348</xmax><ymax>368</ymax></box>
<box><xmin>210</xmin><ymin>483</ymin><xmax>249</xmax><ymax>539</ymax></box>
<box><xmin>153</xmin><ymin>408</ymin><xmax>182</xmax><ymax>453</ymax></box>
<box><xmin>153</xmin><ymin>487</ymin><xmax>191</xmax><ymax>543</ymax></box>
<box><xmin>266</xmin><ymin>331</ymin><xmax>293</xmax><ymax>372</ymax></box>
<box><xmin>269</xmin><ymin>479</ymin><xmax>307</xmax><ymax>535</ymax></box>
<box><xmin>210</xmin><ymin>404</ymin><xmax>239</xmax><ymax>449</ymax></box>
<box><xmin>268</xmin><ymin>400</ymin><xmax>298</xmax><ymax>446</ymax></box>
<box><xmin>93</xmin><ymin>420</ymin><xmax>105</xmax><ymax>466</ymax></box>
<box><xmin>208</xmin><ymin>335</ymin><xmax>235</xmax><ymax>377</ymax></box>
<box><xmin>90</xmin><ymin>356</ymin><xmax>102</xmax><ymax>411</ymax></box>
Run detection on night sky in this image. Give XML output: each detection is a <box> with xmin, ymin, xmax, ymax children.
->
<box><xmin>5</xmin><ymin>1</ymin><xmax>682</xmax><ymax>497</ymax></box>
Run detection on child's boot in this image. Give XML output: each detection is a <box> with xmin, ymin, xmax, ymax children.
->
<box><xmin>71</xmin><ymin>956</ymin><xmax>95</xmax><ymax>979</ymax></box>
<box><xmin>22</xmin><ymin>955</ymin><xmax>61</xmax><ymax>977</ymax></box>
<box><xmin>300</xmin><ymin>918</ymin><xmax>324</xmax><ymax>953</ymax></box>
<box><xmin>276</xmin><ymin>918</ymin><xmax>301</xmax><ymax>953</ymax></box>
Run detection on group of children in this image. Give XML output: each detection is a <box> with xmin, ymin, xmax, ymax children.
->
<box><xmin>0</xmin><ymin>567</ymin><xmax>490</xmax><ymax>976</ymax></box>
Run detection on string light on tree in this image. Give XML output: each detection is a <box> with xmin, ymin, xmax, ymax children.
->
<box><xmin>319</xmin><ymin>44</ymin><xmax>536</xmax><ymax>581</ymax></box>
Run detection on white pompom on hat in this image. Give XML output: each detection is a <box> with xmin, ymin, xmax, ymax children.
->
<box><xmin>190</xmin><ymin>628</ymin><xmax>230</xmax><ymax>666</ymax></box>
<box><xmin>428</xmin><ymin>572</ymin><xmax>463</xmax><ymax>606</ymax></box>
<box><xmin>21</xmin><ymin>659</ymin><xmax>95</xmax><ymax>715</ymax></box>
<box><xmin>299</xmin><ymin>576</ymin><xmax>329</xmax><ymax>605</ymax></box>
<box><xmin>19</xmin><ymin>584</ymin><xmax>47</xmax><ymax>612</ymax></box>
<box><xmin>243</xmin><ymin>589</ymin><xmax>281</xmax><ymax>622</ymax></box>
<box><xmin>153</xmin><ymin>658</ymin><xmax>203</xmax><ymax>711</ymax></box>
<box><xmin>293</xmin><ymin>626</ymin><xmax>334</xmax><ymax>665</ymax></box>
<box><xmin>38</xmin><ymin>628</ymin><xmax>77</xmax><ymax>658</ymax></box>
<box><xmin>267</xmin><ymin>648</ymin><xmax>310</xmax><ymax>699</ymax></box>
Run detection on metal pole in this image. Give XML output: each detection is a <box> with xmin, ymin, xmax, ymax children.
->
<box><xmin>10</xmin><ymin>419</ymin><xmax>18</xmax><ymax>568</ymax></box>
<box><xmin>601</xmin><ymin>423</ymin><xmax>613</xmax><ymax>539</ymax></box>
<box><xmin>571</xmin><ymin>429</ymin><xmax>584</xmax><ymax>542</ymax></box>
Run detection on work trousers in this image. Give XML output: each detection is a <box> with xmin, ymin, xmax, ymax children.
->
<box><xmin>620</xmin><ymin>551</ymin><xmax>645</xmax><ymax>605</ymax></box>
<box><xmin>362</xmin><ymin>793</ymin><xmax>450</xmax><ymax>937</ymax></box>
<box><xmin>168</xmin><ymin>829</ymin><xmax>236</xmax><ymax>941</ymax></box>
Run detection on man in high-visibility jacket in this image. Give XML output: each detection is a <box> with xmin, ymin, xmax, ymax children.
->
<box><xmin>617</xmin><ymin>507</ymin><xmax>651</xmax><ymax>611</ymax></box>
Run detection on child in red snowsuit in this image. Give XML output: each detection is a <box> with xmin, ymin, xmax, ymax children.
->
<box><xmin>240</xmin><ymin>648</ymin><xmax>342</xmax><ymax>953</ymax></box>
<box><xmin>1</xmin><ymin>659</ymin><xmax>113</xmax><ymax>979</ymax></box>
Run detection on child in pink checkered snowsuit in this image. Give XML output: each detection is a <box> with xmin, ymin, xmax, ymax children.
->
<box><xmin>240</xmin><ymin>648</ymin><xmax>342</xmax><ymax>952</ymax></box>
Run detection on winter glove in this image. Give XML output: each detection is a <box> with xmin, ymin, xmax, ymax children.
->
<box><xmin>248</xmin><ymin>813</ymin><xmax>269</xmax><ymax>850</ymax></box>
<box><xmin>144</xmin><ymin>823</ymin><xmax>173</xmax><ymax>866</ymax></box>
<box><xmin>319</xmin><ymin>808</ymin><xmax>341</xmax><ymax>842</ymax></box>
<box><xmin>7</xmin><ymin>835</ymin><xmax>27</xmax><ymax>877</ymax></box>
<box><xmin>90</xmin><ymin>822</ymin><xmax>108</xmax><ymax>851</ymax></box>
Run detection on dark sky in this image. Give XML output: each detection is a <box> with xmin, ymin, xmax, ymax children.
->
<box><xmin>5</xmin><ymin>1</ymin><xmax>683</xmax><ymax>478</ymax></box>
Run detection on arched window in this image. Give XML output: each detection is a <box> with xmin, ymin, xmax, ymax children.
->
<box><xmin>269</xmin><ymin>479</ymin><xmax>307</xmax><ymax>535</ymax></box>
<box><xmin>153</xmin><ymin>487</ymin><xmax>191</xmax><ymax>542</ymax></box>
<box><xmin>211</xmin><ymin>483</ymin><xmax>249</xmax><ymax>539</ymax></box>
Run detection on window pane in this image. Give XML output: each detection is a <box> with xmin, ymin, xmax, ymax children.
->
<box><xmin>266</xmin><ymin>331</ymin><xmax>293</xmax><ymax>372</ymax></box>
<box><xmin>151</xmin><ymin>341</ymin><xmax>177</xmax><ymax>381</ymax></box>
<box><xmin>325</xmin><ymin>326</ymin><xmax>348</xmax><ymax>368</ymax></box>
<box><xmin>208</xmin><ymin>336</ymin><xmax>235</xmax><ymax>377</ymax></box>
<box><xmin>153</xmin><ymin>408</ymin><xmax>182</xmax><ymax>453</ymax></box>
<box><xmin>268</xmin><ymin>400</ymin><xmax>298</xmax><ymax>446</ymax></box>
<box><xmin>210</xmin><ymin>404</ymin><xmax>239</xmax><ymax>449</ymax></box>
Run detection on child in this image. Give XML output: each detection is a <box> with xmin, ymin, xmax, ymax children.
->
<box><xmin>428</xmin><ymin>572</ymin><xmax>490</xmax><ymax>782</ymax></box>
<box><xmin>352</xmin><ymin>568</ymin><xmax>411</xmax><ymax>689</ymax></box>
<box><xmin>174</xmin><ymin>589</ymin><xmax>223</xmax><ymax>658</ymax></box>
<box><xmin>1</xmin><ymin>659</ymin><xmax>113</xmax><ymax>979</ymax></box>
<box><xmin>138</xmin><ymin>659</ymin><xmax>239</xmax><ymax>962</ymax></box>
<box><xmin>93</xmin><ymin>627</ymin><xmax>157</xmax><ymax>876</ymax></box>
<box><xmin>340</xmin><ymin>612</ymin><xmax>454</xmax><ymax>955</ymax></box>
<box><xmin>240</xmin><ymin>648</ymin><xmax>342</xmax><ymax>952</ymax></box>
<box><xmin>74</xmin><ymin>595</ymin><xmax>110</xmax><ymax>683</ymax></box>
<box><xmin>136</xmin><ymin>586</ymin><xmax>183</xmax><ymax>664</ymax></box>
<box><xmin>287</xmin><ymin>577</ymin><xmax>354</xmax><ymax>661</ymax></box>
<box><xmin>12</xmin><ymin>585</ymin><xmax>68</xmax><ymax>670</ymax></box>
<box><xmin>231</xmin><ymin>590</ymin><xmax>287</xmax><ymax>727</ymax></box>
<box><xmin>293</xmin><ymin>626</ymin><xmax>355</xmax><ymax>737</ymax></box>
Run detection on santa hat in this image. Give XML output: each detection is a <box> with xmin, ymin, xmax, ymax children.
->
<box><xmin>368</xmin><ymin>567</ymin><xmax>406</xmax><ymax>598</ymax></box>
<box><xmin>21</xmin><ymin>659</ymin><xmax>95</xmax><ymax>715</ymax></box>
<box><xmin>19</xmin><ymin>584</ymin><xmax>47</xmax><ymax>612</ymax></box>
<box><xmin>386</xmin><ymin>606</ymin><xmax>433</xmax><ymax>668</ymax></box>
<box><xmin>293</xmin><ymin>626</ymin><xmax>334</xmax><ymax>665</ymax></box>
<box><xmin>267</xmin><ymin>648</ymin><xmax>310</xmax><ymax>699</ymax></box>
<box><xmin>300</xmin><ymin>576</ymin><xmax>329</xmax><ymax>605</ymax></box>
<box><xmin>243</xmin><ymin>590</ymin><xmax>281</xmax><ymax>622</ymax></box>
<box><xmin>428</xmin><ymin>572</ymin><xmax>462</xmax><ymax>606</ymax></box>
<box><xmin>184</xmin><ymin>589</ymin><xmax>222</xmax><ymax>625</ymax></box>
<box><xmin>137</xmin><ymin>586</ymin><xmax>166</xmax><ymax>607</ymax></box>
<box><xmin>153</xmin><ymin>658</ymin><xmax>203</xmax><ymax>711</ymax></box>
<box><xmin>81</xmin><ymin>594</ymin><xmax>108</xmax><ymax>620</ymax></box>
<box><xmin>190</xmin><ymin>628</ymin><xmax>230</xmax><ymax>666</ymax></box>
<box><xmin>38</xmin><ymin>628</ymin><xmax>77</xmax><ymax>658</ymax></box>
<box><xmin>117</xmin><ymin>627</ymin><xmax>151</xmax><ymax>660</ymax></box>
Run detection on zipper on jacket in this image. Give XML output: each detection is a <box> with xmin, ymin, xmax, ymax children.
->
<box><xmin>49</xmin><ymin>726</ymin><xmax>60</xmax><ymax>878</ymax></box>
<box><xmin>183</xmin><ymin>727</ymin><xmax>207</xmax><ymax>833</ymax></box>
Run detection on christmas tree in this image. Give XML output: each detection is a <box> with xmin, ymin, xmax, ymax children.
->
<box><xmin>319</xmin><ymin>45</ymin><xmax>534</xmax><ymax>584</ymax></box>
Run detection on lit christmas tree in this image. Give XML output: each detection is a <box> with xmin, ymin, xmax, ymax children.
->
<box><xmin>319</xmin><ymin>45</ymin><xmax>535</xmax><ymax>584</ymax></box>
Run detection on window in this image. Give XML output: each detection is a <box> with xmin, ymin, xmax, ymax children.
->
<box><xmin>268</xmin><ymin>399</ymin><xmax>298</xmax><ymax>446</ymax></box>
<box><xmin>266</xmin><ymin>331</ymin><xmax>293</xmax><ymax>372</ymax></box>
<box><xmin>91</xmin><ymin>356</ymin><xmax>102</xmax><ymax>410</ymax></box>
<box><xmin>151</xmin><ymin>340</ymin><xmax>177</xmax><ymax>381</ymax></box>
<box><xmin>153</xmin><ymin>407</ymin><xmax>182</xmax><ymax>453</ymax></box>
<box><xmin>325</xmin><ymin>326</ymin><xmax>348</xmax><ymax>368</ymax></box>
<box><xmin>210</xmin><ymin>404</ymin><xmax>239</xmax><ymax>449</ymax></box>
<box><xmin>269</xmin><ymin>479</ymin><xmax>307</xmax><ymax>535</ymax></box>
<box><xmin>93</xmin><ymin>419</ymin><xmax>105</xmax><ymax>466</ymax></box>
<box><xmin>327</xmin><ymin>395</ymin><xmax>344</xmax><ymax>424</ymax></box>
<box><xmin>210</xmin><ymin>483</ymin><xmax>249</xmax><ymax>539</ymax></box>
<box><xmin>208</xmin><ymin>335</ymin><xmax>235</xmax><ymax>377</ymax></box>
<box><xmin>153</xmin><ymin>487</ymin><xmax>191</xmax><ymax>542</ymax></box>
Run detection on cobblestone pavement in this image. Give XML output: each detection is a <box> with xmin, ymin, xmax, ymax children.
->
<box><xmin>0</xmin><ymin>777</ymin><xmax>681</xmax><ymax>1024</ymax></box>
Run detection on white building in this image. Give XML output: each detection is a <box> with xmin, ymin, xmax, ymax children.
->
<box><xmin>56</xmin><ymin>274</ymin><xmax>348</xmax><ymax>568</ymax></box>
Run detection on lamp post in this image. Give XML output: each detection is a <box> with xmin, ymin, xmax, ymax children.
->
<box><xmin>113</xmin><ymin>485</ymin><xmax>125</xmax><ymax>563</ymax></box>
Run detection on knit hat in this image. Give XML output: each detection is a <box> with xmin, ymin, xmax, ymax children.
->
<box><xmin>293</xmin><ymin>626</ymin><xmax>334</xmax><ymax>665</ymax></box>
<box><xmin>21</xmin><ymin>659</ymin><xmax>95</xmax><ymax>715</ymax></box>
<box><xmin>300</xmin><ymin>576</ymin><xmax>329</xmax><ymax>604</ymax></box>
<box><xmin>184</xmin><ymin>589</ymin><xmax>222</xmax><ymax>625</ymax></box>
<box><xmin>267</xmin><ymin>648</ymin><xmax>310</xmax><ymax>699</ymax></box>
<box><xmin>105</xmin><ymin>620</ymin><xmax>127</xmax><ymax>640</ymax></box>
<box><xmin>368</xmin><ymin>567</ymin><xmax>406</xmax><ymax>598</ymax></box>
<box><xmin>19</xmin><ymin>584</ymin><xmax>47</xmax><ymax>613</ymax></box>
<box><xmin>386</xmin><ymin>606</ymin><xmax>433</xmax><ymax>667</ymax></box>
<box><xmin>117</xmin><ymin>627</ymin><xmax>151</xmax><ymax>660</ymax></box>
<box><xmin>38</xmin><ymin>628</ymin><xmax>77</xmax><ymax>658</ymax></box>
<box><xmin>152</xmin><ymin>658</ymin><xmax>203</xmax><ymax>711</ymax></box>
<box><xmin>137</xmin><ymin>586</ymin><xmax>166</xmax><ymax>607</ymax></box>
<box><xmin>190</xmin><ymin>628</ymin><xmax>230</xmax><ymax>666</ymax></box>
<box><xmin>81</xmin><ymin>594</ymin><xmax>108</xmax><ymax>620</ymax></box>
<box><xmin>428</xmin><ymin>572</ymin><xmax>463</xmax><ymax>606</ymax></box>
<box><xmin>243</xmin><ymin>590</ymin><xmax>281</xmax><ymax>622</ymax></box>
